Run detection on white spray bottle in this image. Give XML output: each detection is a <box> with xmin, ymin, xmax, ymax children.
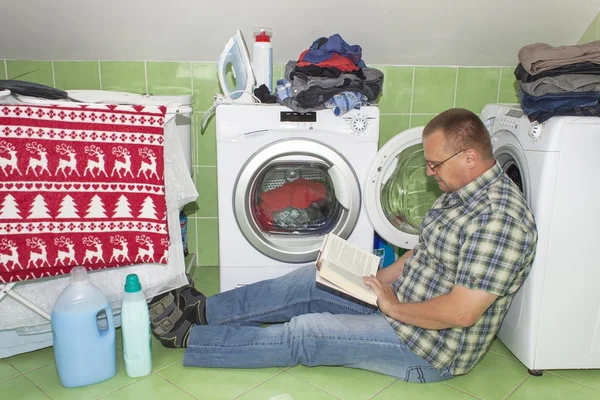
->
<box><xmin>252</xmin><ymin>27</ymin><xmax>273</xmax><ymax>92</ymax></box>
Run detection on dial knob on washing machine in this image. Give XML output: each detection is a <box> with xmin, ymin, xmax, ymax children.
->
<box><xmin>350</xmin><ymin>116</ymin><xmax>368</xmax><ymax>134</ymax></box>
<box><xmin>528</xmin><ymin>122</ymin><xmax>542</xmax><ymax>140</ymax></box>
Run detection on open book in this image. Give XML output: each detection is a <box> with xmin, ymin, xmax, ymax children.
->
<box><xmin>315</xmin><ymin>233</ymin><xmax>380</xmax><ymax>306</ymax></box>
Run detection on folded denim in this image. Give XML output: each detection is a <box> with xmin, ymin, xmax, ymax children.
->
<box><xmin>518</xmin><ymin>89</ymin><xmax>600</xmax><ymax>115</ymax></box>
<box><xmin>526</xmin><ymin>105</ymin><xmax>600</xmax><ymax>123</ymax></box>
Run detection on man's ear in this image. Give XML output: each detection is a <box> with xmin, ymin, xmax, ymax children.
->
<box><xmin>464</xmin><ymin>149</ymin><xmax>479</xmax><ymax>167</ymax></box>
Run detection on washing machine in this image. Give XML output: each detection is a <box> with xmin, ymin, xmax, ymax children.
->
<box><xmin>481</xmin><ymin>104</ymin><xmax>600</xmax><ymax>372</ymax></box>
<box><xmin>216</xmin><ymin>104</ymin><xmax>442</xmax><ymax>291</ymax></box>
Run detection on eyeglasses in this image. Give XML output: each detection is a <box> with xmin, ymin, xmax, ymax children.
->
<box><xmin>426</xmin><ymin>150</ymin><xmax>464</xmax><ymax>171</ymax></box>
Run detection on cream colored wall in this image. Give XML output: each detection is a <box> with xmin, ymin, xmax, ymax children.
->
<box><xmin>0</xmin><ymin>0</ymin><xmax>599</xmax><ymax>65</ymax></box>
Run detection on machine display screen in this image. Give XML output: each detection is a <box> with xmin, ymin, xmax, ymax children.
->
<box><xmin>280</xmin><ymin>112</ymin><xmax>317</xmax><ymax>122</ymax></box>
<box><xmin>505</xmin><ymin>109</ymin><xmax>524</xmax><ymax>119</ymax></box>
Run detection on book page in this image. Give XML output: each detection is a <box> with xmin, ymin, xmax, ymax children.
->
<box><xmin>321</xmin><ymin>233</ymin><xmax>379</xmax><ymax>278</ymax></box>
<box><xmin>324</xmin><ymin>260</ymin><xmax>373</xmax><ymax>294</ymax></box>
<box><xmin>320</xmin><ymin>259</ymin><xmax>377</xmax><ymax>305</ymax></box>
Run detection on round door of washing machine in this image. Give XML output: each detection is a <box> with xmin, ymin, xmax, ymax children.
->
<box><xmin>364</xmin><ymin>127</ymin><xmax>443</xmax><ymax>249</ymax></box>
<box><xmin>234</xmin><ymin>137</ymin><xmax>362</xmax><ymax>263</ymax></box>
<box><xmin>481</xmin><ymin>109</ymin><xmax>531</xmax><ymax>202</ymax></box>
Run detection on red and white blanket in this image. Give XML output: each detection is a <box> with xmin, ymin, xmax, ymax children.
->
<box><xmin>0</xmin><ymin>103</ymin><xmax>170</xmax><ymax>283</ymax></box>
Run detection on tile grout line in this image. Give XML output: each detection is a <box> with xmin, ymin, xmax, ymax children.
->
<box><xmin>275</xmin><ymin>369</ymin><xmax>343</xmax><ymax>400</ymax></box>
<box><xmin>11</xmin><ymin>361</ymin><xmax>56</xmax><ymax>375</ymax></box>
<box><xmin>94</xmin><ymin>373</ymin><xmax>146</xmax><ymax>399</ymax></box>
<box><xmin>486</xmin><ymin>349</ymin><xmax>522</xmax><ymax>363</ymax></box>
<box><xmin>496</xmin><ymin>68</ymin><xmax>503</xmax><ymax>103</ymax></box>
<box><xmin>51</xmin><ymin>61</ymin><xmax>56</xmax><ymax>88</ymax></box>
<box><xmin>0</xmin><ymin>370</ymin><xmax>22</xmax><ymax>385</ymax></box>
<box><xmin>546</xmin><ymin>370</ymin><xmax>600</xmax><ymax>392</ymax></box>
<box><xmin>503</xmin><ymin>375</ymin><xmax>529</xmax><ymax>399</ymax></box>
<box><xmin>21</xmin><ymin>371</ymin><xmax>53</xmax><ymax>400</ymax></box>
<box><xmin>190</xmin><ymin>62</ymin><xmax>194</xmax><ymax>94</ymax></box>
<box><xmin>150</xmin><ymin>358</ymin><xmax>184</xmax><ymax>373</ymax></box>
<box><xmin>408</xmin><ymin>66</ymin><xmax>415</xmax><ymax>128</ymax></box>
<box><xmin>366</xmin><ymin>379</ymin><xmax>397</xmax><ymax>400</ymax></box>
<box><xmin>156</xmin><ymin>372</ymin><xmax>201</xmax><ymax>400</ymax></box>
<box><xmin>382</xmin><ymin>113</ymin><xmax>437</xmax><ymax>116</ymax></box>
<box><xmin>230</xmin><ymin>370</ymin><xmax>289</xmax><ymax>400</ymax></box>
<box><xmin>452</xmin><ymin>66</ymin><xmax>459</xmax><ymax>108</ymax></box>
<box><xmin>192</xmin><ymin>155</ymin><xmax>200</xmax><ymax>258</ymax></box>
<box><xmin>441</xmin><ymin>382</ymin><xmax>485</xmax><ymax>399</ymax></box>
<box><xmin>4</xmin><ymin>59</ymin><xmax>8</xmax><ymax>80</ymax></box>
<box><xmin>98</xmin><ymin>61</ymin><xmax>103</xmax><ymax>90</ymax></box>
<box><xmin>596</xmin><ymin>13</ymin><xmax>600</xmax><ymax>40</ymax></box>
<box><xmin>144</xmin><ymin>61</ymin><xmax>149</xmax><ymax>95</ymax></box>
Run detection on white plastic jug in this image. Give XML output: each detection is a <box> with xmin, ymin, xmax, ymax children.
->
<box><xmin>51</xmin><ymin>266</ymin><xmax>116</xmax><ymax>387</ymax></box>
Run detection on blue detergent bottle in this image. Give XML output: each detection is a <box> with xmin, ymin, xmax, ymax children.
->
<box><xmin>51</xmin><ymin>266</ymin><xmax>116</xmax><ymax>387</ymax></box>
<box><xmin>373</xmin><ymin>232</ymin><xmax>396</xmax><ymax>268</ymax></box>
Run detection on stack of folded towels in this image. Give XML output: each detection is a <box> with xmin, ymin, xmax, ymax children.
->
<box><xmin>516</xmin><ymin>40</ymin><xmax>600</xmax><ymax>123</ymax></box>
<box><xmin>276</xmin><ymin>34</ymin><xmax>384</xmax><ymax>116</ymax></box>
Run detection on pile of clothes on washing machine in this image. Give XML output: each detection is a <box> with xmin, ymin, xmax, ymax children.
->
<box><xmin>274</xmin><ymin>34</ymin><xmax>384</xmax><ymax>115</ymax></box>
<box><xmin>516</xmin><ymin>40</ymin><xmax>600</xmax><ymax>123</ymax></box>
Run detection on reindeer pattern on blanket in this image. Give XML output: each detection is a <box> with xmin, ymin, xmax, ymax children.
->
<box><xmin>0</xmin><ymin>103</ymin><xmax>171</xmax><ymax>283</ymax></box>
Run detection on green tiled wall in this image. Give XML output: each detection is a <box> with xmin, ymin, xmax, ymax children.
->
<box><xmin>1</xmin><ymin>59</ymin><xmax>519</xmax><ymax>266</ymax></box>
<box><xmin>578</xmin><ymin>11</ymin><xmax>600</xmax><ymax>44</ymax></box>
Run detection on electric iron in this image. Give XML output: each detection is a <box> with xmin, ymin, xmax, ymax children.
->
<box><xmin>217</xmin><ymin>30</ymin><xmax>256</xmax><ymax>103</ymax></box>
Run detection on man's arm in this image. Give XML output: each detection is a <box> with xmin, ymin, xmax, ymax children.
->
<box><xmin>363</xmin><ymin>277</ymin><xmax>498</xmax><ymax>329</ymax></box>
<box><xmin>376</xmin><ymin>249</ymin><xmax>414</xmax><ymax>285</ymax></box>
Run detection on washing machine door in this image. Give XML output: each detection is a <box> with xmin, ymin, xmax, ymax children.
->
<box><xmin>364</xmin><ymin>127</ymin><xmax>443</xmax><ymax>249</ymax></box>
<box><xmin>490</xmin><ymin>129</ymin><xmax>531</xmax><ymax>202</ymax></box>
<box><xmin>234</xmin><ymin>136</ymin><xmax>361</xmax><ymax>263</ymax></box>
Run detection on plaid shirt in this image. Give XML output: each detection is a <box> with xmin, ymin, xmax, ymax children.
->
<box><xmin>387</xmin><ymin>163</ymin><xmax>537</xmax><ymax>376</ymax></box>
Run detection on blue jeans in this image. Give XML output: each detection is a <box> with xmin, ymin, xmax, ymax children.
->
<box><xmin>183</xmin><ymin>266</ymin><xmax>453</xmax><ymax>383</ymax></box>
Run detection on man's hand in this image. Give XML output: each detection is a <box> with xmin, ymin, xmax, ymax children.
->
<box><xmin>363</xmin><ymin>274</ymin><xmax>399</xmax><ymax>315</ymax></box>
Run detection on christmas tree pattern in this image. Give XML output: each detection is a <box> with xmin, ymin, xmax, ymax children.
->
<box><xmin>28</xmin><ymin>194</ymin><xmax>51</xmax><ymax>219</ymax></box>
<box><xmin>0</xmin><ymin>194</ymin><xmax>21</xmax><ymax>219</ymax></box>
<box><xmin>56</xmin><ymin>195</ymin><xmax>80</xmax><ymax>219</ymax></box>
<box><xmin>112</xmin><ymin>194</ymin><xmax>133</xmax><ymax>218</ymax></box>
<box><xmin>85</xmin><ymin>195</ymin><xmax>107</xmax><ymax>218</ymax></box>
<box><xmin>138</xmin><ymin>196</ymin><xmax>158</xmax><ymax>220</ymax></box>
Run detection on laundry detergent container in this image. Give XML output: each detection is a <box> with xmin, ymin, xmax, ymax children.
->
<box><xmin>66</xmin><ymin>91</ymin><xmax>193</xmax><ymax>175</ymax></box>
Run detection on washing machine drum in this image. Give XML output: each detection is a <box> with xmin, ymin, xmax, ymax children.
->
<box><xmin>380</xmin><ymin>144</ymin><xmax>442</xmax><ymax>235</ymax></box>
<box><xmin>252</xmin><ymin>163</ymin><xmax>341</xmax><ymax>235</ymax></box>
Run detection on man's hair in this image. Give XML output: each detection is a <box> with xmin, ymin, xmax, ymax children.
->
<box><xmin>423</xmin><ymin>108</ymin><xmax>493</xmax><ymax>160</ymax></box>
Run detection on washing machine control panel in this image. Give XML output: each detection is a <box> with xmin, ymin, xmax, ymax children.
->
<box><xmin>496</xmin><ymin>109</ymin><xmax>524</xmax><ymax>130</ymax></box>
<box><xmin>342</xmin><ymin>114</ymin><xmax>377</xmax><ymax>135</ymax></box>
<box><xmin>272</xmin><ymin>108</ymin><xmax>379</xmax><ymax>140</ymax></box>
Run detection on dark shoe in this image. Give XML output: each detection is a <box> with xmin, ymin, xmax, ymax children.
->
<box><xmin>148</xmin><ymin>273</ymin><xmax>194</xmax><ymax>328</ymax></box>
<box><xmin>151</xmin><ymin>306</ymin><xmax>195</xmax><ymax>348</ymax></box>
<box><xmin>147</xmin><ymin>274</ymin><xmax>206</xmax><ymax>348</ymax></box>
<box><xmin>177</xmin><ymin>286</ymin><xmax>208</xmax><ymax>325</ymax></box>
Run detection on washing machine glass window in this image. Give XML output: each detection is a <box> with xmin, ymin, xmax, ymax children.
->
<box><xmin>491</xmin><ymin>130</ymin><xmax>531</xmax><ymax>201</ymax></box>
<box><xmin>252</xmin><ymin>162</ymin><xmax>342</xmax><ymax>235</ymax></box>
<box><xmin>233</xmin><ymin>138</ymin><xmax>362</xmax><ymax>263</ymax></box>
<box><xmin>380</xmin><ymin>143</ymin><xmax>442</xmax><ymax>234</ymax></box>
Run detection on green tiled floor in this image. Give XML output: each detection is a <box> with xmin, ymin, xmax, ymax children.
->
<box><xmin>2</xmin><ymin>266</ymin><xmax>600</xmax><ymax>400</ymax></box>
